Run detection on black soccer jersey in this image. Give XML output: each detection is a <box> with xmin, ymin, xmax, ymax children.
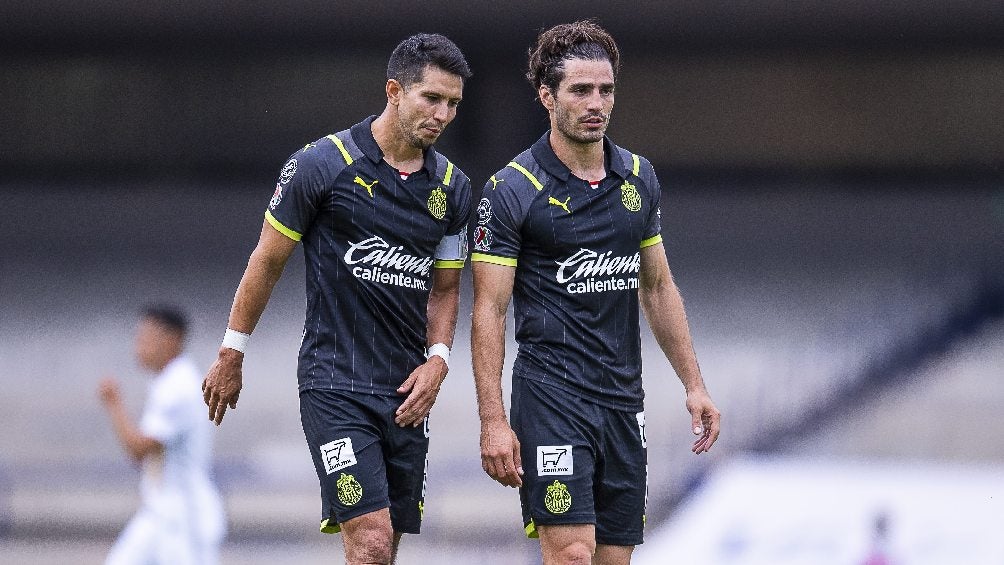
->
<box><xmin>266</xmin><ymin>116</ymin><xmax>472</xmax><ymax>396</ymax></box>
<box><xmin>472</xmin><ymin>133</ymin><xmax>662</xmax><ymax>411</ymax></box>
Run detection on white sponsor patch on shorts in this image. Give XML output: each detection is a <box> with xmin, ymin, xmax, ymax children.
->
<box><xmin>537</xmin><ymin>445</ymin><xmax>573</xmax><ymax>476</ymax></box>
<box><xmin>320</xmin><ymin>437</ymin><xmax>357</xmax><ymax>475</ymax></box>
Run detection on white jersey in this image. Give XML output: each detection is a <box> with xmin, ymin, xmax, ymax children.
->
<box><xmin>106</xmin><ymin>355</ymin><xmax>226</xmax><ymax>565</ymax></box>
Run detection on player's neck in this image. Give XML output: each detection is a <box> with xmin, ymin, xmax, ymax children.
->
<box><xmin>549</xmin><ymin>130</ymin><xmax>606</xmax><ymax>182</ymax></box>
<box><xmin>371</xmin><ymin>112</ymin><xmax>424</xmax><ymax>173</ymax></box>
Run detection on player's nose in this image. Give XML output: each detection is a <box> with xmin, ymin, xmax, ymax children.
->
<box><xmin>433</xmin><ymin>101</ymin><xmax>452</xmax><ymax>123</ymax></box>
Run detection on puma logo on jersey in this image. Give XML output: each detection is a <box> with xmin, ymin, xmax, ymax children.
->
<box><xmin>489</xmin><ymin>175</ymin><xmax>504</xmax><ymax>190</ymax></box>
<box><xmin>548</xmin><ymin>196</ymin><xmax>571</xmax><ymax>214</ymax></box>
<box><xmin>354</xmin><ymin>176</ymin><xmax>379</xmax><ymax>197</ymax></box>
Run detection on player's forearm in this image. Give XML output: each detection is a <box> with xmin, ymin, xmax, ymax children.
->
<box><xmin>426</xmin><ymin>270</ymin><xmax>461</xmax><ymax>348</ymax></box>
<box><xmin>640</xmin><ymin>280</ymin><xmax>706</xmax><ymax>394</ymax></box>
<box><xmin>471</xmin><ymin>306</ymin><xmax>508</xmax><ymax>423</ymax></box>
<box><xmin>105</xmin><ymin>402</ymin><xmax>161</xmax><ymax>463</ymax></box>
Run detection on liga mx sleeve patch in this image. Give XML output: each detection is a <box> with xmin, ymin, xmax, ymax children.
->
<box><xmin>320</xmin><ymin>437</ymin><xmax>358</xmax><ymax>475</ymax></box>
<box><xmin>537</xmin><ymin>445</ymin><xmax>573</xmax><ymax>476</ymax></box>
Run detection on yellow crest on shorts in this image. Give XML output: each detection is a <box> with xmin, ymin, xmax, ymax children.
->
<box><xmin>428</xmin><ymin>186</ymin><xmax>447</xmax><ymax>220</ymax></box>
<box><xmin>544</xmin><ymin>480</ymin><xmax>572</xmax><ymax>514</ymax></box>
<box><xmin>336</xmin><ymin>473</ymin><xmax>363</xmax><ymax>506</ymax></box>
<box><xmin>621</xmin><ymin>180</ymin><xmax>642</xmax><ymax>212</ymax></box>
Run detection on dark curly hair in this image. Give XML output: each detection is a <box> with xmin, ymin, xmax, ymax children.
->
<box><xmin>527</xmin><ymin>20</ymin><xmax>620</xmax><ymax>92</ymax></box>
<box><xmin>387</xmin><ymin>33</ymin><xmax>472</xmax><ymax>88</ymax></box>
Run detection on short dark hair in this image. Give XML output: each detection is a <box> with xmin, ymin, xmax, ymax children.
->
<box><xmin>387</xmin><ymin>33</ymin><xmax>472</xmax><ymax>88</ymax></box>
<box><xmin>142</xmin><ymin>304</ymin><xmax>188</xmax><ymax>337</ymax></box>
<box><xmin>527</xmin><ymin>20</ymin><xmax>620</xmax><ymax>92</ymax></box>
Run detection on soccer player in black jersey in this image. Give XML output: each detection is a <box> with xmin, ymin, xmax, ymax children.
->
<box><xmin>202</xmin><ymin>34</ymin><xmax>473</xmax><ymax>564</ymax></box>
<box><xmin>471</xmin><ymin>21</ymin><xmax>720</xmax><ymax>564</ymax></box>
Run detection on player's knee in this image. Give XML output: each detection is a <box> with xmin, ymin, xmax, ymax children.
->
<box><xmin>347</xmin><ymin>545</ymin><xmax>393</xmax><ymax>565</ymax></box>
<box><xmin>345</xmin><ymin>532</ymin><xmax>393</xmax><ymax>565</ymax></box>
<box><xmin>551</xmin><ymin>540</ymin><xmax>594</xmax><ymax>565</ymax></box>
<box><xmin>341</xmin><ymin>513</ymin><xmax>394</xmax><ymax>565</ymax></box>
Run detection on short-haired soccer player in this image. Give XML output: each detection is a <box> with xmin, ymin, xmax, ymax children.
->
<box><xmin>99</xmin><ymin>305</ymin><xmax>226</xmax><ymax>565</ymax></box>
<box><xmin>471</xmin><ymin>21</ymin><xmax>721</xmax><ymax>564</ymax></box>
<box><xmin>202</xmin><ymin>34</ymin><xmax>473</xmax><ymax>564</ymax></box>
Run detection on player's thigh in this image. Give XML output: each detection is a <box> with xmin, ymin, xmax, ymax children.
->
<box><xmin>594</xmin><ymin>543</ymin><xmax>634</xmax><ymax>565</ymax></box>
<box><xmin>537</xmin><ymin>523</ymin><xmax>596</xmax><ymax>564</ymax></box>
<box><xmin>340</xmin><ymin>507</ymin><xmax>394</xmax><ymax>563</ymax></box>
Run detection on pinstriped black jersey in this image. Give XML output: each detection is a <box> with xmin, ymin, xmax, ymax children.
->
<box><xmin>472</xmin><ymin>133</ymin><xmax>662</xmax><ymax>411</ymax></box>
<box><xmin>266</xmin><ymin>116</ymin><xmax>472</xmax><ymax>396</ymax></box>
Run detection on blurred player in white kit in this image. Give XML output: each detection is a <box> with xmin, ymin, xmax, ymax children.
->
<box><xmin>98</xmin><ymin>305</ymin><xmax>226</xmax><ymax>565</ymax></box>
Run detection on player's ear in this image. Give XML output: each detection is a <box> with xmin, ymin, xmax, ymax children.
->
<box><xmin>539</xmin><ymin>85</ymin><xmax>554</xmax><ymax>112</ymax></box>
<box><xmin>387</xmin><ymin>79</ymin><xmax>403</xmax><ymax>106</ymax></box>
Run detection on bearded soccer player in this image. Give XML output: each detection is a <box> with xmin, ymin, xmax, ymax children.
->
<box><xmin>202</xmin><ymin>34</ymin><xmax>473</xmax><ymax>564</ymax></box>
<box><xmin>471</xmin><ymin>21</ymin><xmax>720</xmax><ymax>564</ymax></box>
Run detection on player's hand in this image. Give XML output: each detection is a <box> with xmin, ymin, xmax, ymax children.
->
<box><xmin>395</xmin><ymin>357</ymin><xmax>447</xmax><ymax>427</ymax></box>
<box><xmin>97</xmin><ymin>377</ymin><xmax>121</xmax><ymax>407</ymax></box>
<box><xmin>203</xmin><ymin>348</ymin><xmax>243</xmax><ymax>426</ymax></box>
<box><xmin>480</xmin><ymin>419</ymin><xmax>523</xmax><ymax>488</ymax></box>
<box><xmin>686</xmin><ymin>388</ymin><xmax>720</xmax><ymax>454</ymax></box>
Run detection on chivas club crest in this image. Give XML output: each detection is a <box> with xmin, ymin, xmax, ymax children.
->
<box><xmin>336</xmin><ymin>473</ymin><xmax>363</xmax><ymax>506</ymax></box>
<box><xmin>544</xmin><ymin>480</ymin><xmax>572</xmax><ymax>514</ymax></box>
<box><xmin>428</xmin><ymin>186</ymin><xmax>447</xmax><ymax>220</ymax></box>
<box><xmin>621</xmin><ymin>180</ymin><xmax>642</xmax><ymax>212</ymax></box>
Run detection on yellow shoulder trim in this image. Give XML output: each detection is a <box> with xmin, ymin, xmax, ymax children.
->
<box><xmin>471</xmin><ymin>253</ymin><xmax>517</xmax><ymax>267</ymax></box>
<box><xmin>265</xmin><ymin>210</ymin><xmax>303</xmax><ymax>242</ymax></box>
<box><xmin>434</xmin><ymin>259</ymin><xmax>466</xmax><ymax>269</ymax></box>
<box><xmin>525</xmin><ymin>519</ymin><xmax>539</xmax><ymax>539</ymax></box>
<box><xmin>443</xmin><ymin>160</ymin><xmax>454</xmax><ymax>185</ymax></box>
<box><xmin>631</xmin><ymin>153</ymin><xmax>640</xmax><ymax>177</ymax></box>
<box><xmin>640</xmin><ymin>234</ymin><xmax>663</xmax><ymax>249</ymax></box>
<box><xmin>506</xmin><ymin>161</ymin><xmax>543</xmax><ymax>191</ymax></box>
<box><xmin>319</xmin><ymin>518</ymin><xmax>341</xmax><ymax>534</ymax></box>
<box><xmin>326</xmin><ymin>134</ymin><xmax>354</xmax><ymax>165</ymax></box>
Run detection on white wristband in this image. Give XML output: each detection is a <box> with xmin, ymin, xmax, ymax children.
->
<box><xmin>425</xmin><ymin>342</ymin><xmax>450</xmax><ymax>369</ymax></box>
<box><xmin>222</xmin><ymin>328</ymin><xmax>251</xmax><ymax>353</ymax></box>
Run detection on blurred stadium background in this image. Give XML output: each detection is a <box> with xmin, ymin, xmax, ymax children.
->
<box><xmin>2</xmin><ymin>2</ymin><xmax>1003</xmax><ymax>563</ymax></box>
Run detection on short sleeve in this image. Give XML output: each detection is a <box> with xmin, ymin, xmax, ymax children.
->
<box><xmin>639</xmin><ymin>157</ymin><xmax>663</xmax><ymax>248</ymax></box>
<box><xmin>433</xmin><ymin>230</ymin><xmax>468</xmax><ymax>267</ymax></box>
<box><xmin>446</xmin><ymin>174</ymin><xmax>473</xmax><ymax>237</ymax></box>
<box><xmin>471</xmin><ymin>170</ymin><xmax>528</xmax><ymax>266</ymax></box>
<box><xmin>264</xmin><ymin>146</ymin><xmax>328</xmax><ymax>242</ymax></box>
<box><xmin>433</xmin><ymin>166</ymin><xmax>474</xmax><ymax>268</ymax></box>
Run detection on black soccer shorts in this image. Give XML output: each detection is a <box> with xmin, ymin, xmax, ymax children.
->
<box><xmin>511</xmin><ymin>377</ymin><xmax>648</xmax><ymax>546</ymax></box>
<box><xmin>300</xmin><ymin>388</ymin><xmax>429</xmax><ymax>535</ymax></box>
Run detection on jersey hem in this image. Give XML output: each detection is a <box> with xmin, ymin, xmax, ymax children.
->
<box><xmin>513</xmin><ymin>367</ymin><xmax>644</xmax><ymax>412</ymax></box>
<box><xmin>298</xmin><ymin>382</ymin><xmax>405</xmax><ymax>397</ymax></box>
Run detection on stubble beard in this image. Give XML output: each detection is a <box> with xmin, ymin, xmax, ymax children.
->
<box><xmin>397</xmin><ymin>113</ymin><xmax>436</xmax><ymax>151</ymax></box>
<box><xmin>555</xmin><ymin>103</ymin><xmax>608</xmax><ymax>146</ymax></box>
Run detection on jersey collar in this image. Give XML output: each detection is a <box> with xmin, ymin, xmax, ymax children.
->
<box><xmin>530</xmin><ymin>130</ymin><xmax>630</xmax><ymax>183</ymax></box>
<box><xmin>351</xmin><ymin>115</ymin><xmax>438</xmax><ymax>176</ymax></box>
